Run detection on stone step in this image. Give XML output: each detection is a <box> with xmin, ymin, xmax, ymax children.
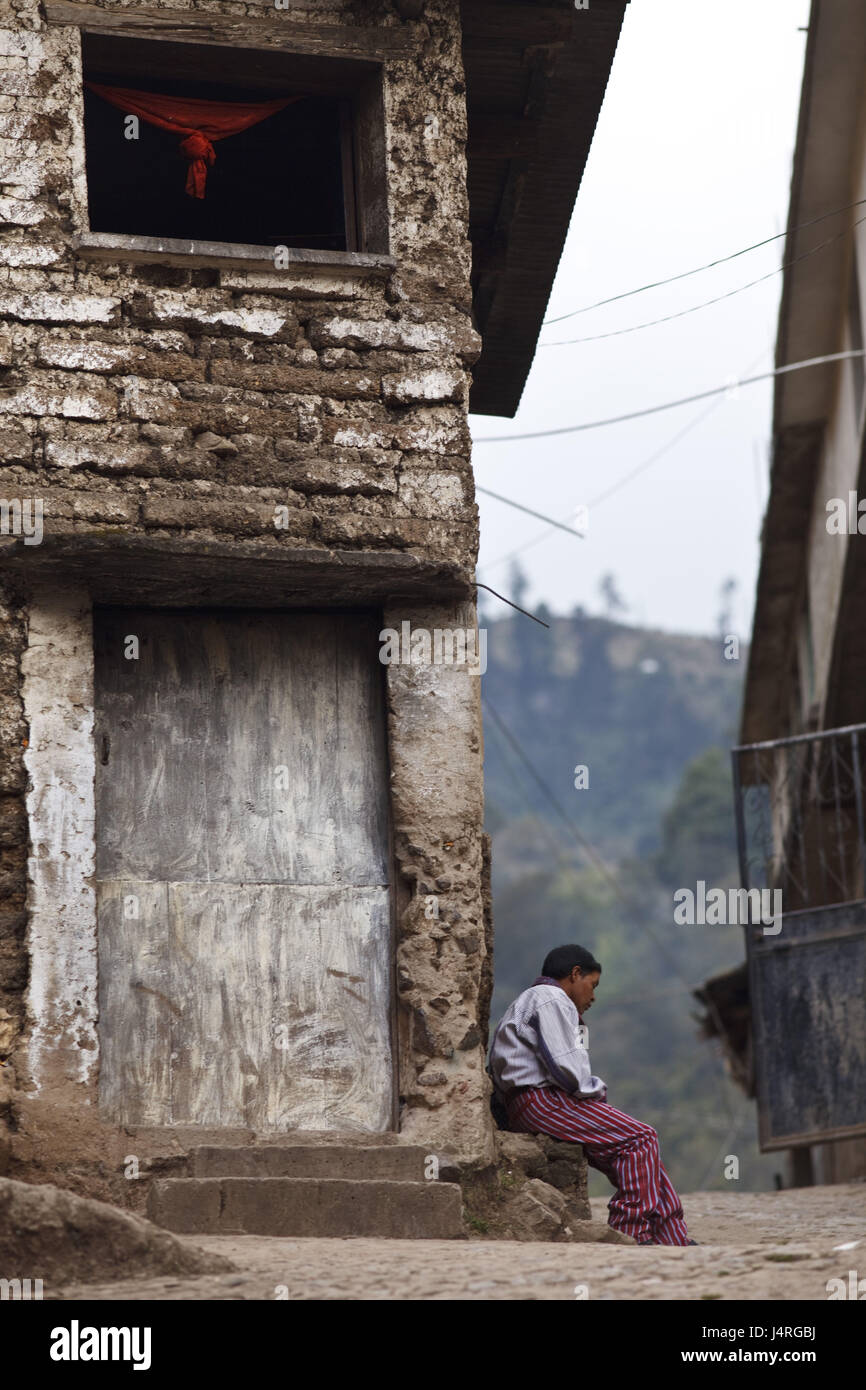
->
<box><xmin>147</xmin><ymin>1177</ymin><xmax>464</xmax><ymax>1239</ymax></box>
<box><xmin>189</xmin><ymin>1144</ymin><xmax>442</xmax><ymax>1182</ymax></box>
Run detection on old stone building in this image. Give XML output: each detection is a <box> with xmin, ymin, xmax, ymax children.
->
<box><xmin>0</xmin><ymin>0</ymin><xmax>625</xmax><ymax>1214</ymax></box>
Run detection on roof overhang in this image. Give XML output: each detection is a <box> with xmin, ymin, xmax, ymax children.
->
<box><xmin>461</xmin><ymin>0</ymin><xmax>628</xmax><ymax>417</ymax></box>
<box><xmin>741</xmin><ymin>0</ymin><xmax>866</xmax><ymax>743</ymax></box>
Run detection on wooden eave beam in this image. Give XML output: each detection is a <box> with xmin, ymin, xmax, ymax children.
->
<box><xmin>43</xmin><ymin>2</ymin><xmax>423</xmax><ymax>60</ymax></box>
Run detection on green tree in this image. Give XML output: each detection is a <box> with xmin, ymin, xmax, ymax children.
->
<box><xmin>656</xmin><ymin>747</ymin><xmax>738</xmax><ymax>888</ymax></box>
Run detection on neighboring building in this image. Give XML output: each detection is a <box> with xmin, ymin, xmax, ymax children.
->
<box><xmin>698</xmin><ymin>0</ymin><xmax>866</xmax><ymax>1185</ymax></box>
<box><xmin>0</xmin><ymin>0</ymin><xmax>626</xmax><ymax>1195</ymax></box>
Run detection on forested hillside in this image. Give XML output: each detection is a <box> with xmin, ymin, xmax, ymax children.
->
<box><xmin>480</xmin><ymin>605</ymin><xmax>780</xmax><ymax>1194</ymax></box>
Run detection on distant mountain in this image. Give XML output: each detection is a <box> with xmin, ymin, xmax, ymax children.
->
<box><xmin>481</xmin><ymin>610</ymin><xmax>781</xmax><ymax>1193</ymax></box>
<box><xmin>482</xmin><ymin>610</ymin><xmax>743</xmax><ymax>863</ymax></box>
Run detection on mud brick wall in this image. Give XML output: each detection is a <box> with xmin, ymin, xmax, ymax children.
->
<box><xmin>0</xmin><ymin>0</ymin><xmax>495</xmax><ymax>1177</ymax></box>
<box><xmin>0</xmin><ymin>0</ymin><xmax>480</xmax><ymax>564</ymax></box>
<box><xmin>0</xmin><ymin>585</ymin><xmax>27</xmax><ymax>1071</ymax></box>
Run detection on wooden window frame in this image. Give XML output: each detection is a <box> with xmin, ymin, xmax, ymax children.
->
<box><xmin>49</xmin><ymin>3</ymin><xmax>397</xmax><ymax>271</ymax></box>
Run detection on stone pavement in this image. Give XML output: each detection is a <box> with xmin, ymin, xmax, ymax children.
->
<box><xmin>51</xmin><ymin>1182</ymin><xmax>866</xmax><ymax>1300</ymax></box>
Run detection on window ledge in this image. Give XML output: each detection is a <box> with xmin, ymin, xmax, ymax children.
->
<box><xmin>73</xmin><ymin>231</ymin><xmax>396</xmax><ymax>277</ymax></box>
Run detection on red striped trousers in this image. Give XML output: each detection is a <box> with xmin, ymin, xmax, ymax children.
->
<box><xmin>506</xmin><ymin>1085</ymin><xmax>690</xmax><ymax>1246</ymax></box>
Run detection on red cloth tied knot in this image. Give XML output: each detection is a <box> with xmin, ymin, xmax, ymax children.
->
<box><xmin>84</xmin><ymin>83</ymin><xmax>299</xmax><ymax>199</ymax></box>
<box><xmin>179</xmin><ymin>131</ymin><xmax>216</xmax><ymax>199</ymax></box>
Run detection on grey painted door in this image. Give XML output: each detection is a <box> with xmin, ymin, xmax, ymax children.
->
<box><xmin>748</xmin><ymin>903</ymin><xmax>866</xmax><ymax>1148</ymax></box>
<box><xmin>94</xmin><ymin>609</ymin><xmax>393</xmax><ymax>1131</ymax></box>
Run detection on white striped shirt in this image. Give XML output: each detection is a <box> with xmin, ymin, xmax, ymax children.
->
<box><xmin>488</xmin><ymin>977</ymin><xmax>606</xmax><ymax>1100</ymax></box>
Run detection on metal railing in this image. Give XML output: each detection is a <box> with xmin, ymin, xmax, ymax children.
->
<box><xmin>731</xmin><ymin>722</ymin><xmax>866</xmax><ymax>911</ymax></box>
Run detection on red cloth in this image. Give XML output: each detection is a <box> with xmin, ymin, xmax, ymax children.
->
<box><xmin>85</xmin><ymin>83</ymin><xmax>298</xmax><ymax>198</ymax></box>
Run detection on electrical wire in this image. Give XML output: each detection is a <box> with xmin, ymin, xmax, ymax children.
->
<box><xmin>483</xmin><ymin>715</ymin><xmax>583</xmax><ymax>873</ymax></box>
<box><xmin>542</xmin><ymin>216</ymin><xmax>866</xmax><ymax>347</ymax></box>
<box><xmin>476</xmin><ymin>384</ymin><xmax>740</xmax><ymax>576</ymax></box>
<box><xmin>542</xmin><ymin>195</ymin><xmax>866</xmax><ymax>326</ymax></box>
<box><xmin>475</xmin><ymin>347</ymin><xmax>765</xmax><ymax>576</ymax></box>
<box><xmin>476</xmin><ymin>485</ymin><xmax>586</xmax><ymax>538</ymax></box>
<box><xmin>475</xmin><ymin>582</ymin><xmax>550</xmax><ymax>627</ymax></box>
<box><xmin>473</xmin><ymin>349</ymin><xmax>866</xmax><ymax>443</ymax></box>
<box><xmin>585</xmin><ymin>350</ymin><xmax>768</xmax><ymax>510</ymax></box>
<box><xmin>483</xmin><ymin>695</ymin><xmax>698</xmax><ymax>988</ymax></box>
<box><xmin>483</xmin><ymin>696</ymin><xmax>616</xmax><ymax>879</ymax></box>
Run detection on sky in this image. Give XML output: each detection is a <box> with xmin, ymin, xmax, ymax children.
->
<box><xmin>471</xmin><ymin>0</ymin><xmax>812</xmax><ymax>639</ymax></box>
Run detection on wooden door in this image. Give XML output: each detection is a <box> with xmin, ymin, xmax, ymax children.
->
<box><xmin>94</xmin><ymin>609</ymin><xmax>393</xmax><ymax>1131</ymax></box>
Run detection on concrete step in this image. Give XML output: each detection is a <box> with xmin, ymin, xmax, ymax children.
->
<box><xmin>189</xmin><ymin>1144</ymin><xmax>441</xmax><ymax>1182</ymax></box>
<box><xmin>147</xmin><ymin>1177</ymin><xmax>464</xmax><ymax>1239</ymax></box>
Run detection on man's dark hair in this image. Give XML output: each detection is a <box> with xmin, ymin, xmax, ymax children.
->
<box><xmin>542</xmin><ymin>944</ymin><xmax>601</xmax><ymax>980</ymax></box>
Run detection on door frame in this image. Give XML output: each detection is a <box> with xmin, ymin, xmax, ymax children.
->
<box><xmin>23</xmin><ymin>589</ymin><xmax>401</xmax><ymax>1129</ymax></box>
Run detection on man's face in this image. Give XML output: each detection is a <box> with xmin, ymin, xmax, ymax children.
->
<box><xmin>563</xmin><ymin>968</ymin><xmax>600</xmax><ymax>1013</ymax></box>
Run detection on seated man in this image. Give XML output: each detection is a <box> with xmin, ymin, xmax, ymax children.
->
<box><xmin>488</xmin><ymin>943</ymin><xmax>695</xmax><ymax>1246</ymax></box>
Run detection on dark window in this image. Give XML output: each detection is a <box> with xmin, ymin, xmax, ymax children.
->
<box><xmin>81</xmin><ymin>33</ymin><xmax>388</xmax><ymax>254</ymax></box>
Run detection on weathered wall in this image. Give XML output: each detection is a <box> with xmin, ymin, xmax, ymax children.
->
<box><xmin>802</xmin><ymin>120</ymin><xmax>866</xmax><ymax>720</ymax></box>
<box><xmin>0</xmin><ymin>0</ymin><xmax>479</xmax><ymax>566</ymax></box>
<box><xmin>0</xmin><ymin>0</ymin><xmax>494</xmax><ymax>1186</ymax></box>
<box><xmin>384</xmin><ymin>598</ymin><xmax>489</xmax><ymax>1159</ymax></box>
<box><xmin>20</xmin><ymin>587</ymin><xmax>97</xmax><ymax>1098</ymax></box>
<box><xmin>0</xmin><ymin>581</ymin><xmax>28</xmax><ymax>1114</ymax></box>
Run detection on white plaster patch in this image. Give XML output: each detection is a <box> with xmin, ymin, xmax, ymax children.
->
<box><xmin>44</xmin><ymin>441</ymin><xmax>150</xmax><ymax>472</ymax></box>
<box><xmin>398</xmin><ymin>421</ymin><xmax>466</xmax><ymax>454</ymax></box>
<box><xmin>22</xmin><ymin>590</ymin><xmax>98</xmax><ymax>1092</ymax></box>
<box><xmin>120</xmin><ymin>377</ymin><xmax>180</xmax><ymax>420</ymax></box>
<box><xmin>0</xmin><ymin>292</ymin><xmax>120</xmax><ymax>324</ymax></box>
<box><xmin>383</xmin><ymin>369</ymin><xmax>463</xmax><ymax>405</ymax></box>
<box><xmin>0</xmin><ymin>137</ymin><xmax>41</xmax><ymax>159</ymax></box>
<box><xmin>220</xmin><ymin>271</ymin><xmax>368</xmax><ymax>300</ymax></box>
<box><xmin>0</xmin><ymin>385</ymin><xmax>115</xmax><ymax>419</ymax></box>
<box><xmin>331</xmin><ymin>423</ymin><xmax>395</xmax><ymax>449</ymax></box>
<box><xmin>149</xmin><ymin>291</ymin><xmax>288</xmax><ymax>338</ymax></box>
<box><xmin>0</xmin><ymin>244</ymin><xmax>62</xmax><ymax>268</ymax></box>
<box><xmin>0</xmin><ymin>159</ymin><xmax>44</xmax><ymax>194</ymax></box>
<box><xmin>399</xmin><ymin>470</ymin><xmax>465</xmax><ymax>517</ymax></box>
<box><xmin>0</xmin><ymin>113</ymin><xmax>33</xmax><ymax>138</ymax></box>
<box><xmin>203</xmin><ymin>307</ymin><xmax>288</xmax><ymax>337</ymax></box>
<box><xmin>37</xmin><ymin>340</ymin><xmax>133</xmax><ymax>372</ymax></box>
<box><xmin>312</xmin><ymin>316</ymin><xmax>442</xmax><ymax>352</ymax></box>
<box><xmin>310</xmin><ymin>283</ymin><xmax>471</xmax><ymax>355</ymax></box>
<box><xmin>0</xmin><ymin>197</ymin><xmax>44</xmax><ymax>226</ymax></box>
<box><xmin>0</xmin><ymin>28</ymin><xmax>45</xmax><ymax>59</ymax></box>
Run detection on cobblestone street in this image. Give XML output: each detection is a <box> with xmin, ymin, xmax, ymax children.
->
<box><xmin>53</xmin><ymin>1182</ymin><xmax>866</xmax><ymax>1301</ymax></box>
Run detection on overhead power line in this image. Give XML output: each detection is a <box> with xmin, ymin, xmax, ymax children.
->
<box><xmin>473</xmin><ymin>350</ymin><xmax>866</xmax><ymax>444</ymax></box>
<box><xmin>477</xmin><ymin>347</ymin><xmax>767</xmax><ymax>575</ymax></box>
<box><xmin>475</xmin><ymin>485</ymin><xmax>586</xmax><ymax>538</ymax></box>
<box><xmin>477</xmin><ymin>409</ymin><xmax>712</xmax><ymax>573</ymax></box>
<box><xmin>584</xmin><ymin>351</ymin><xmax>769</xmax><ymax>511</ymax></box>
<box><xmin>482</xmin><ymin>696</ymin><xmax>618</xmax><ymax>883</ymax></box>
<box><xmin>542</xmin><ymin>217</ymin><xmax>866</xmax><ymax>347</ymax></box>
<box><xmin>475</xmin><ymin>582</ymin><xmax>550</xmax><ymax>628</ymax></box>
<box><xmin>542</xmin><ymin>195</ymin><xmax>866</xmax><ymax>327</ymax></box>
<box><xmin>476</xmin><ymin>381</ymin><xmax>747</xmax><ymax>576</ymax></box>
<box><xmin>483</xmin><ymin>713</ymin><xmax>585</xmax><ymax>873</ymax></box>
<box><xmin>478</xmin><ymin>345</ymin><xmax>769</xmax><ymax>574</ymax></box>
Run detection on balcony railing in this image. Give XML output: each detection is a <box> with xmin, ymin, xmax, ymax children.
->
<box><xmin>732</xmin><ymin>722</ymin><xmax>866</xmax><ymax>912</ymax></box>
